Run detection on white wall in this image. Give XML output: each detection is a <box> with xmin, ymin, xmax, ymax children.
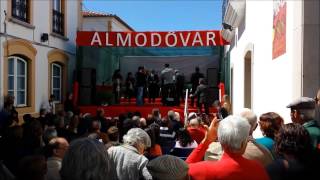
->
<box><xmin>228</xmin><ymin>1</ymin><xmax>304</xmax><ymax>137</ymax></box>
<box><xmin>82</xmin><ymin>16</ymin><xmax>132</xmax><ymax>32</ymax></box>
<box><xmin>0</xmin><ymin>0</ymin><xmax>79</xmax><ymax>112</ymax></box>
<box><xmin>82</xmin><ymin>17</ymin><xmax>109</xmax><ymax>31</ymax></box>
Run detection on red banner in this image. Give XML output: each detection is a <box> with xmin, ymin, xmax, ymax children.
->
<box><xmin>272</xmin><ymin>1</ymin><xmax>286</xmax><ymax>59</ymax></box>
<box><xmin>76</xmin><ymin>31</ymin><xmax>229</xmax><ymax>47</ymax></box>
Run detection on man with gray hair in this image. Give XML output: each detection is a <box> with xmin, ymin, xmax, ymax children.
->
<box><xmin>108</xmin><ymin>128</ymin><xmax>152</xmax><ymax>180</ymax></box>
<box><xmin>240</xmin><ymin>108</ymin><xmax>273</xmax><ymax>166</ymax></box>
<box><xmin>204</xmin><ymin>109</ymin><xmax>273</xmax><ymax>166</ymax></box>
<box><xmin>287</xmin><ymin>97</ymin><xmax>320</xmax><ymax>148</ymax></box>
<box><xmin>186</xmin><ymin>116</ymin><xmax>269</xmax><ymax>180</ymax></box>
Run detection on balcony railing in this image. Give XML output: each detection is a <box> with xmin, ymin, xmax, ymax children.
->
<box><xmin>12</xmin><ymin>0</ymin><xmax>28</xmax><ymax>22</ymax></box>
<box><xmin>52</xmin><ymin>9</ymin><xmax>64</xmax><ymax>36</ymax></box>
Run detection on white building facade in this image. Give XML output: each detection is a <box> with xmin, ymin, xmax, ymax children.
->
<box><xmin>0</xmin><ymin>0</ymin><xmax>82</xmax><ymax>118</ymax></box>
<box><xmin>222</xmin><ymin>0</ymin><xmax>320</xmax><ymax>135</ymax></box>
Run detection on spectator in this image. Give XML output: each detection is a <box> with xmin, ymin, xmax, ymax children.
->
<box><xmin>60</xmin><ymin>138</ymin><xmax>116</xmax><ymax>180</ymax></box>
<box><xmin>222</xmin><ymin>94</ymin><xmax>232</xmax><ymax>114</ymax></box>
<box><xmin>105</xmin><ymin>126</ymin><xmax>120</xmax><ymax>149</ymax></box>
<box><xmin>171</xmin><ymin>128</ymin><xmax>197</xmax><ymax>160</ymax></box>
<box><xmin>108</xmin><ymin>128</ymin><xmax>152</xmax><ymax>180</ymax></box>
<box><xmin>95</xmin><ymin>108</ymin><xmax>109</xmax><ymax>133</ymax></box>
<box><xmin>147</xmin><ymin>155</ymin><xmax>189</xmax><ymax>180</ymax></box>
<box><xmin>16</xmin><ymin>155</ymin><xmax>47</xmax><ymax>180</ymax></box>
<box><xmin>240</xmin><ymin>108</ymin><xmax>274</xmax><ymax>166</ymax></box>
<box><xmin>0</xmin><ymin>95</ymin><xmax>16</xmax><ymax>128</ymax></box>
<box><xmin>139</xmin><ymin>117</ymin><xmax>148</xmax><ymax>129</ymax></box>
<box><xmin>168</xmin><ymin>110</ymin><xmax>182</xmax><ymax>132</ymax></box>
<box><xmin>37</xmin><ymin>108</ymin><xmax>48</xmax><ymax>129</ymax></box>
<box><xmin>45</xmin><ymin>137</ymin><xmax>69</xmax><ymax>180</ymax></box>
<box><xmin>287</xmin><ymin>97</ymin><xmax>320</xmax><ymax>149</ymax></box>
<box><xmin>205</xmin><ymin>109</ymin><xmax>274</xmax><ymax>165</ymax></box>
<box><xmin>267</xmin><ymin>123</ymin><xmax>320</xmax><ymax>180</ymax></box>
<box><xmin>43</xmin><ymin>127</ymin><xmax>58</xmax><ymax>145</ymax></box>
<box><xmin>256</xmin><ymin>112</ymin><xmax>284</xmax><ymax>152</ymax></box>
<box><xmin>41</xmin><ymin>94</ymin><xmax>56</xmax><ymax>115</ymax></box>
<box><xmin>158</xmin><ymin>117</ymin><xmax>176</xmax><ymax>154</ymax></box>
<box><xmin>64</xmin><ymin>93</ymin><xmax>74</xmax><ymax>113</ymax></box>
<box><xmin>151</xmin><ymin>108</ymin><xmax>162</xmax><ymax>124</ymax></box>
<box><xmin>145</xmin><ymin>123</ymin><xmax>162</xmax><ymax>160</ymax></box>
<box><xmin>186</xmin><ymin>115</ymin><xmax>269</xmax><ymax>180</ymax></box>
<box><xmin>187</xmin><ymin>113</ymin><xmax>206</xmax><ymax>144</ymax></box>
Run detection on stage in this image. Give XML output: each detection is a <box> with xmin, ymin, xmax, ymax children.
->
<box><xmin>78</xmin><ymin>98</ymin><xmax>217</xmax><ymax>120</ymax></box>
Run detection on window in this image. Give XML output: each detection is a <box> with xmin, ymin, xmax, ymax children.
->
<box><xmin>52</xmin><ymin>63</ymin><xmax>62</xmax><ymax>102</ymax></box>
<box><xmin>8</xmin><ymin>56</ymin><xmax>27</xmax><ymax>107</ymax></box>
<box><xmin>12</xmin><ymin>0</ymin><xmax>29</xmax><ymax>22</ymax></box>
<box><xmin>52</xmin><ymin>0</ymin><xmax>64</xmax><ymax>35</ymax></box>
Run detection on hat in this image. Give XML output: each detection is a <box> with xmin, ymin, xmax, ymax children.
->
<box><xmin>147</xmin><ymin>155</ymin><xmax>189</xmax><ymax>180</ymax></box>
<box><xmin>286</xmin><ymin>97</ymin><xmax>315</xmax><ymax>109</ymax></box>
<box><xmin>107</xmin><ymin>126</ymin><xmax>118</xmax><ymax>134</ymax></box>
<box><xmin>188</xmin><ymin>112</ymin><xmax>197</xmax><ymax>121</ymax></box>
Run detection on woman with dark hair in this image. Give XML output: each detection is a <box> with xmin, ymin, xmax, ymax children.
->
<box><xmin>64</xmin><ymin>92</ymin><xmax>74</xmax><ymax>113</ymax></box>
<box><xmin>267</xmin><ymin>123</ymin><xmax>320</xmax><ymax>180</ymax></box>
<box><xmin>256</xmin><ymin>112</ymin><xmax>284</xmax><ymax>152</ymax></box>
<box><xmin>145</xmin><ymin>123</ymin><xmax>162</xmax><ymax>160</ymax></box>
<box><xmin>171</xmin><ymin>128</ymin><xmax>197</xmax><ymax>160</ymax></box>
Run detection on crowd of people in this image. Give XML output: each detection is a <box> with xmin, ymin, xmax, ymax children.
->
<box><xmin>1</xmin><ymin>88</ymin><xmax>320</xmax><ymax>179</ymax></box>
<box><xmin>112</xmin><ymin>65</ymin><xmax>209</xmax><ymax>111</ymax></box>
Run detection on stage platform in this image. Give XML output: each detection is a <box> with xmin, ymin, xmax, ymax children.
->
<box><xmin>79</xmin><ymin>98</ymin><xmax>216</xmax><ymax>119</ymax></box>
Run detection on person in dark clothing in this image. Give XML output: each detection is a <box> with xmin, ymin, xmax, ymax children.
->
<box><xmin>95</xmin><ymin>108</ymin><xmax>109</xmax><ymax>133</ymax></box>
<box><xmin>190</xmin><ymin>67</ymin><xmax>204</xmax><ymax>107</ymax></box>
<box><xmin>64</xmin><ymin>93</ymin><xmax>74</xmax><ymax>113</ymax></box>
<box><xmin>190</xmin><ymin>78</ymin><xmax>210</xmax><ymax>114</ymax></box>
<box><xmin>267</xmin><ymin>123</ymin><xmax>320</xmax><ymax>180</ymax></box>
<box><xmin>125</xmin><ymin>72</ymin><xmax>135</xmax><ymax>103</ymax></box>
<box><xmin>148</xmin><ymin>70</ymin><xmax>160</xmax><ymax>104</ymax></box>
<box><xmin>175</xmin><ymin>70</ymin><xmax>185</xmax><ymax>105</ymax></box>
<box><xmin>112</xmin><ymin>69</ymin><xmax>123</xmax><ymax>104</ymax></box>
<box><xmin>135</xmin><ymin>66</ymin><xmax>147</xmax><ymax>106</ymax></box>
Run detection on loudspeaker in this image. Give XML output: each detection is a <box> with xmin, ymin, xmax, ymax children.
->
<box><xmin>207</xmin><ymin>87</ymin><xmax>219</xmax><ymax>106</ymax></box>
<box><xmin>78</xmin><ymin>68</ymin><xmax>96</xmax><ymax>105</ymax></box>
<box><xmin>78</xmin><ymin>68</ymin><xmax>96</xmax><ymax>87</ymax></box>
<box><xmin>207</xmin><ymin>68</ymin><xmax>218</xmax><ymax>88</ymax></box>
<box><xmin>41</xmin><ymin>33</ymin><xmax>49</xmax><ymax>42</ymax></box>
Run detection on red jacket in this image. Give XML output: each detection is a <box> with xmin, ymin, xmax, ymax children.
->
<box><xmin>186</xmin><ymin>141</ymin><xmax>269</xmax><ymax>180</ymax></box>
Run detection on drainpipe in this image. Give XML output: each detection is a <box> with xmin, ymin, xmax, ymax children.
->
<box><xmin>0</xmin><ymin>4</ymin><xmax>2</xmax><ymax>108</ymax></box>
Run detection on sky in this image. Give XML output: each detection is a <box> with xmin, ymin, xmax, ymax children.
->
<box><xmin>82</xmin><ymin>0</ymin><xmax>223</xmax><ymax>31</ymax></box>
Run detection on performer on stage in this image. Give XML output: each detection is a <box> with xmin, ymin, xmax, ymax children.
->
<box><xmin>112</xmin><ymin>69</ymin><xmax>123</xmax><ymax>104</ymax></box>
<box><xmin>135</xmin><ymin>66</ymin><xmax>147</xmax><ymax>106</ymax></box>
<box><xmin>190</xmin><ymin>78</ymin><xmax>210</xmax><ymax>114</ymax></box>
<box><xmin>147</xmin><ymin>70</ymin><xmax>159</xmax><ymax>104</ymax></box>
<box><xmin>161</xmin><ymin>64</ymin><xmax>175</xmax><ymax>106</ymax></box>
<box><xmin>190</xmin><ymin>67</ymin><xmax>204</xmax><ymax>107</ymax></box>
<box><xmin>125</xmin><ymin>72</ymin><xmax>135</xmax><ymax>103</ymax></box>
